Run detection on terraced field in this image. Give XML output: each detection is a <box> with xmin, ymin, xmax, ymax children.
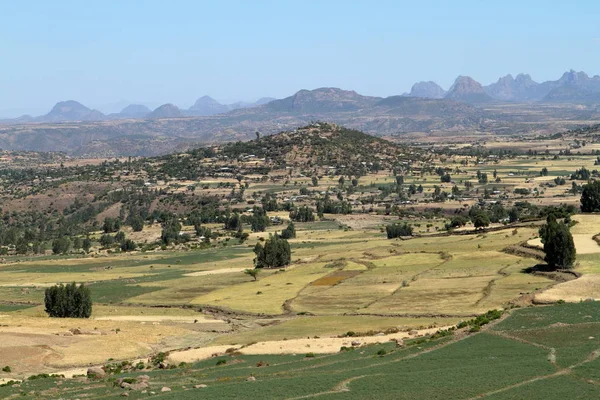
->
<box><xmin>0</xmin><ymin>219</ymin><xmax>558</xmax><ymax>379</ymax></box>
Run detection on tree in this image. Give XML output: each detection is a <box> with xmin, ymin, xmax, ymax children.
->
<box><xmin>99</xmin><ymin>234</ymin><xmax>115</xmax><ymax>248</ymax></box>
<box><xmin>441</xmin><ymin>174</ymin><xmax>451</xmax><ymax>183</ymax></box>
<box><xmin>130</xmin><ymin>215</ymin><xmax>144</xmax><ymax>232</ymax></box>
<box><xmin>539</xmin><ymin>215</ymin><xmax>576</xmax><ymax>270</ymax></box>
<box><xmin>254</xmin><ymin>234</ymin><xmax>291</xmax><ymax>268</ymax></box>
<box><xmin>103</xmin><ymin>217</ymin><xmax>120</xmax><ymax>233</ymax></box>
<box><xmin>290</xmin><ymin>206</ymin><xmax>315</xmax><ymax>222</ymax></box>
<box><xmin>115</xmin><ymin>231</ymin><xmax>126</xmax><ymax>244</ymax></box>
<box><xmin>472</xmin><ymin>213</ymin><xmax>490</xmax><ymax>229</ymax></box>
<box><xmin>82</xmin><ymin>237</ymin><xmax>92</xmax><ymax>253</ymax></box>
<box><xmin>250</xmin><ymin>207</ymin><xmax>269</xmax><ymax>232</ymax></box>
<box><xmin>52</xmin><ymin>237</ymin><xmax>71</xmax><ymax>254</ymax></box>
<box><xmin>580</xmin><ymin>181</ymin><xmax>600</xmax><ymax>212</ymax></box>
<box><xmin>244</xmin><ymin>268</ymin><xmax>259</xmax><ymax>281</ymax></box>
<box><xmin>508</xmin><ymin>207</ymin><xmax>519</xmax><ymax>223</ymax></box>
<box><xmin>280</xmin><ymin>221</ymin><xmax>296</xmax><ymax>239</ymax></box>
<box><xmin>120</xmin><ymin>239</ymin><xmax>137</xmax><ymax>252</ymax></box>
<box><xmin>161</xmin><ymin>218</ymin><xmax>182</xmax><ymax>245</ymax></box>
<box><xmin>225</xmin><ymin>213</ymin><xmax>241</xmax><ymax>230</ymax></box>
<box><xmin>311</xmin><ymin>176</ymin><xmax>319</xmax><ymax>187</ymax></box>
<box><xmin>44</xmin><ymin>283</ymin><xmax>92</xmax><ymax>318</ymax></box>
<box><xmin>386</xmin><ymin>223</ymin><xmax>413</xmax><ymax>239</ymax></box>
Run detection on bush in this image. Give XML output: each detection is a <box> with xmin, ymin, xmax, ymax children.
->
<box><xmin>44</xmin><ymin>283</ymin><xmax>92</xmax><ymax>318</ymax></box>
<box><xmin>120</xmin><ymin>239</ymin><xmax>137</xmax><ymax>252</ymax></box>
<box><xmin>1</xmin><ymin>366</ymin><xmax>10</xmax><ymax>373</ymax></box>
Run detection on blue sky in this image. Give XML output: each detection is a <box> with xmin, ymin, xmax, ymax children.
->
<box><xmin>1</xmin><ymin>0</ymin><xmax>599</xmax><ymax>117</ymax></box>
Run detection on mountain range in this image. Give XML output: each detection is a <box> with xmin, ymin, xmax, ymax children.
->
<box><xmin>3</xmin><ymin>70</ymin><xmax>600</xmax><ymax>125</ymax></box>
<box><xmin>0</xmin><ymin>70</ymin><xmax>599</xmax><ymax>157</ymax></box>
<box><xmin>0</xmin><ymin>96</ymin><xmax>276</xmax><ymax>124</ymax></box>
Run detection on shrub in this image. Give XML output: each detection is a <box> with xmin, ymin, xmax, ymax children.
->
<box><xmin>44</xmin><ymin>283</ymin><xmax>92</xmax><ymax>318</ymax></box>
<box><xmin>1</xmin><ymin>366</ymin><xmax>10</xmax><ymax>373</ymax></box>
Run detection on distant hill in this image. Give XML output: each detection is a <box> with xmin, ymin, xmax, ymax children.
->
<box><xmin>445</xmin><ymin>76</ymin><xmax>494</xmax><ymax>104</ymax></box>
<box><xmin>41</xmin><ymin>100</ymin><xmax>106</xmax><ymax>122</ymax></box>
<box><xmin>542</xmin><ymin>70</ymin><xmax>600</xmax><ymax>103</ymax></box>
<box><xmin>254</xmin><ymin>97</ymin><xmax>276</xmax><ymax>105</ymax></box>
<box><xmin>265</xmin><ymin>87</ymin><xmax>380</xmax><ymax>113</ymax></box>
<box><xmin>188</xmin><ymin>96</ymin><xmax>230</xmax><ymax>116</ymax></box>
<box><xmin>187</xmin><ymin>96</ymin><xmax>277</xmax><ymax>116</ymax></box>
<box><xmin>484</xmin><ymin>74</ymin><xmax>541</xmax><ymax>102</ymax></box>
<box><xmin>118</xmin><ymin>104</ymin><xmax>151</xmax><ymax>118</ymax></box>
<box><xmin>406</xmin><ymin>81</ymin><xmax>446</xmax><ymax>99</ymax></box>
<box><xmin>148</xmin><ymin>104</ymin><xmax>183</xmax><ymax>119</ymax></box>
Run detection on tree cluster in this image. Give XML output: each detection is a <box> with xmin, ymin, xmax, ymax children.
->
<box><xmin>44</xmin><ymin>283</ymin><xmax>92</xmax><ymax>318</ymax></box>
<box><xmin>253</xmin><ymin>234</ymin><xmax>291</xmax><ymax>268</ymax></box>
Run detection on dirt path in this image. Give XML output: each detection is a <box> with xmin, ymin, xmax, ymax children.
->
<box><xmin>167</xmin><ymin>326</ymin><xmax>451</xmax><ymax>364</ymax></box>
<box><xmin>93</xmin><ymin>315</ymin><xmax>225</xmax><ymax>323</ymax></box>
<box><xmin>184</xmin><ymin>268</ymin><xmax>247</xmax><ymax>277</ymax></box>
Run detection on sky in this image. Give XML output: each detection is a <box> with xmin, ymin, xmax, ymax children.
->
<box><xmin>1</xmin><ymin>0</ymin><xmax>600</xmax><ymax>117</ymax></box>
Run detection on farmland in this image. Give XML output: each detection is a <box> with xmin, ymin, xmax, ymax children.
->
<box><xmin>2</xmin><ymin>302</ymin><xmax>600</xmax><ymax>398</ymax></box>
<box><xmin>0</xmin><ymin>123</ymin><xmax>600</xmax><ymax>398</ymax></box>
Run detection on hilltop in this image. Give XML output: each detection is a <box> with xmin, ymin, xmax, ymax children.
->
<box><xmin>218</xmin><ymin>122</ymin><xmax>422</xmax><ymax>172</ymax></box>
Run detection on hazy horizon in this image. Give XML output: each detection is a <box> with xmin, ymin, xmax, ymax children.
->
<box><xmin>2</xmin><ymin>0</ymin><xmax>600</xmax><ymax>118</ymax></box>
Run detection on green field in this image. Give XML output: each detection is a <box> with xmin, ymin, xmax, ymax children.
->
<box><xmin>3</xmin><ymin>302</ymin><xmax>600</xmax><ymax>399</ymax></box>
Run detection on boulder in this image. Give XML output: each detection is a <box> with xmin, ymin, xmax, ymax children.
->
<box><xmin>161</xmin><ymin>387</ymin><xmax>171</xmax><ymax>392</ymax></box>
<box><xmin>87</xmin><ymin>367</ymin><xmax>106</xmax><ymax>379</ymax></box>
<box><xmin>247</xmin><ymin>376</ymin><xmax>256</xmax><ymax>382</ymax></box>
<box><xmin>351</xmin><ymin>340</ymin><xmax>361</xmax><ymax>347</ymax></box>
<box><xmin>194</xmin><ymin>384</ymin><xmax>208</xmax><ymax>388</ymax></box>
<box><xmin>130</xmin><ymin>382</ymin><xmax>149</xmax><ymax>391</ymax></box>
